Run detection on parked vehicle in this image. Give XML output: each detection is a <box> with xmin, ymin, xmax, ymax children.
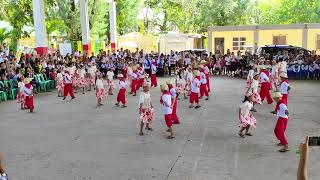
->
<box><xmin>258</xmin><ymin>45</ymin><xmax>311</xmax><ymax>57</ymax></box>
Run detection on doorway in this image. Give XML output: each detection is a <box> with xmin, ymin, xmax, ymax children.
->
<box><xmin>215</xmin><ymin>38</ymin><xmax>225</xmax><ymax>55</ymax></box>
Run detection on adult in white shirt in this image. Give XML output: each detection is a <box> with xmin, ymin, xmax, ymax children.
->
<box><xmin>273</xmin><ymin>92</ymin><xmax>289</xmax><ymax>152</ymax></box>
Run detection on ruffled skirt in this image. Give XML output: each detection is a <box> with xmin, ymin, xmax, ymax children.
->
<box><xmin>140</xmin><ymin>107</ymin><xmax>154</xmax><ymax>124</ymax></box>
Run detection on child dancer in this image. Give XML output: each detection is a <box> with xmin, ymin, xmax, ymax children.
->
<box><xmin>139</xmin><ymin>83</ymin><xmax>154</xmax><ymax>136</ymax></box>
<box><xmin>130</xmin><ymin>66</ymin><xmax>138</xmax><ymax>96</ymax></box>
<box><xmin>273</xmin><ymin>92</ymin><xmax>289</xmax><ymax>152</ymax></box>
<box><xmin>115</xmin><ymin>74</ymin><xmax>127</xmax><ymax>107</ymax></box>
<box><xmin>107</xmin><ymin>69</ymin><xmax>115</xmax><ymax>95</ymax></box>
<box><xmin>189</xmin><ymin>70</ymin><xmax>201</xmax><ymax>108</ymax></box>
<box><xmin>16</xmin><ymin>76</ymin><xmax>25</xmax><ymax>109</ymax></box>
<box><xmin>151</xmin><ymin>60</ymin><xmax>158</xmax><ymax>87</ymax></box>
<box><xmin>160</xmin><ymin>84</ymin><xmax>174</xmax><ymax>139</ymax></box>
<box><xmin>201</xmin><ymin>60</ymin><xmax>211</xmax><ymax>92</ymax></box>
<box><xmin>246</xmin><ymin>65</ymin><xmax>254</xmax><ymax>91</ymax></box>
<box><xmin>87</xmin><ymin>62</ymin><xmax>96</xmax><ymax>91</ymax></box>
<box><xmin>23</xmin><ymin>78</ymin><xmax>34</xmax><ymax>113</ymax></box>
<box><xmin>246</xmin><ymin>73</ymin><xmax>261</xmax><ymax>112</ymax></box>
<box><xmin>56</xmin><ymin>69</ymin><xmax>64</xmax><ymax>97</ymax></box>
<box><xmin>176</xmin><ymin>69</ymin><xmax>187</xmax><ymax>99</ymax></box>
<box><xmin>238</xmin><ymin>95</ymin><xmax>257</xmax><ymax>138</ymax></box>
<box><xmin>137</xmin><ymin>64</ymin><xmax>145</xmax><ymax>90</ymax></box>
<box><xmin>76</xmin><ymin>64</ymin><xmax>86</xmax><ymax>94</ymax></box>
<box><xmin>185</xmin><ymin>66</ymin><xmax>193</xmax><ymax>96</ymax></box>
<box><xmin>199</xmin><ymin>65</ymin><xmax>209</xmax><ymax>100</ymax></box>
<box><xmin>167</xmin><ymin>80</ymin><xmax>180</xmax><ymax>124</ymax></box>
<box><xmin>259</xmin><ymin>66</ymin><xmax>273</xmax><ymax>104</ymax></box>
<box><xmin>271</xmin><ymin>73</ymin><xmax>290</xmax><ymax>114</ymax></box>
<box><xmin>96</xmin><ymin>73</ymin><xmax>107</xmax><ymax>106</ymax></box>
<box><xmin>63</xmin><ymin>70</ymin><xmax>75</xmax><ymax>100</ymax></box>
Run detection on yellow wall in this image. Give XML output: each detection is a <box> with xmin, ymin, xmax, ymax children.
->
<box><xmin>211</xmin><ymin>31</ymin><xmax>254</xmax><ymax>54</ymax></box>
<box><xmin>258</xmin><ymin>29</ymin><xmax>303</xmax><ymax>47</ymax></box>
<box><xmin>307</xmin><ymin>29</ymin><xmax>320</xmax><ymax>51</ymax></box>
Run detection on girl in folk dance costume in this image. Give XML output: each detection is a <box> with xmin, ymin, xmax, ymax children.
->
<box><xmin>271</xmin><ymin>73</ymin><xmax>290</xmax><ymax>114</ymax></box>
<box><xmin>246</xmin><ymin>65</ymin><xmax>255</xmax><ymax>91</ymax></box>
<box><xmin>259</xmin><ymin>65</ymin><xmax>273</xmax><ymax>104</ymax></box>
<box><xmin>63</xmin><ymin>70</ymin><xmax>75</xmax><ymax>100</ymax></box>
<box><xmin>23</xmin><ymin>78</ymin><xmax>34</xmax><ymax>113</ymax></box>
<box><xmin>270</xmin><ymin>60</ymin><xmax>280</xmax><ymax>90</ymax></box>
<box><xmin>56</xmin><ymin>69</ymin><xmax>64</xmax><ymax>97</ymax></box>
<box><xmin>138</xmin><ymin>83</ymin><xmax>154</xmax><ymax>136</ymax></box>
<box><xmin>127</xmin><ymin>62</ymin><xmax>133</xmax><ymax>88</ymax></box>
<box><xmin>87</xmin><ymin>62</ymin><xmax>96</xmax><ymax>91</ymax></box>
<box><xmin>246</xmin><ymin>73</ymin><xmax>261</xmax><ymax>112</ymax></box>
<box><xmin>115</xmin><ymin>74</ymin><xmax>127</xmax><ymax>107</ymax></box>
<box><xmin>76</xmin><ymin>65</ymin><xmax>87</xmax><ymax>94</ymax></box>
<box><xmin>189</xmin><ymin>70</ymin><xmax>201</xmax><ymax>108</ymax></box>
<box><xmin>95</xmin><ymin>74</ymin><xmax>107</xmax><ymax>106</ymax></box>
<box><xmin>107</xmin><ymin>69</ymin><xmax>115</xmax><ymax>95</ymax></box>
<box><xmin>160</xmin><ymin>84</ymin><xmax>175</xmax><ymax>139</ymax></box>
<box><xmin>176</xmin><ymin>69</ymin><xmax>187</xmax><ymax>99</ymax></box>
<box><xmin>199</xmin><ymin>65</ymin><xmax>209</xmax><ymax>100</ymax></box>
<box><xmin>273</xmin><ymin>92</ymin><xmax>290</xmax><ymax>152</ymax></box>
<box><xmin>151</xmin><ymin>60</ymin><xmax>158</xmax><ymax>87</ymax></box>
<box><xmin>238</xmin><ymin>95</ymin><xmax>257</xmax><ymax>138</ymax></box>
<box><xmin>16</xmin><ymin>76</ymin><xmax>25</xmax><ymax>110</ymax></box>
<box><xmin>130</xmin><ymin>66</ymin><xmax>138</xmax><ymax>96</ymax></box>
<box><xmin>167</xmin><ymin>80</ymin><xmax>180</xmax><ymax>124</ymax></box>
<box><xmin>185</xmin><ymin>66</ymin><xmax>193</xmax><ymax>96</ymax></box>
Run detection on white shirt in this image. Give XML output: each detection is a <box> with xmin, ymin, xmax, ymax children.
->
<box><xmin>204</xmin><ymin>66</ymin><xmax>210</xmax><ymax>74</ymax></box>
<box><xmin>271</xmin><ymin>65</ymin><xmax>279</xmax><ymax>77</ymax></box>
<box><xmin>139</xmin><ymin>92</ymin><xmax>152</xmax><ymax>108</ymax></box>
<box><xmin>260</xmin><ymin>72</ymin><xmax>269</xmax><ymax>83</ymax></box>
<box><xmin>131</xmin><ymin>72</ymin><xmax>138</xmax><ymax>80</ymax></box>
<box><xmin>96</xmin><ymin>79</ymin><xmax>104</xmax><ymax>89</ymax></box>
<box><xmin>118</xmin><ymin>80</ymin><xmax>127</xmax><ymax>89</ymax></box>
<box><xmin>185</xmin><ymin>72</ymin><xmax>193</xmax><ymax>83</ymax></box>
<box><xmin>239</xmin><ymin>101</ymin><xmax>253</xmax><ymax>116</ymax></box>
<box><xmin>23</xmin><ymin>85</ymin><xmax>33</xmax><ymax>96</ymax></box>
<box><xmin>277</xmin><ymin>103</ymin><xmax>288</xmax><ymax>118</ymax></box>
<box><xmin>18</xmin><ymin>82</ymin><xmax>25</xmax><ymax>92</ymax></box>
<box><xmin>57</xmin><ymin>73</ymin><xmax>63</xmax><ymax>81</ymax></box>
<box><xmin>191</xmin><ymin>78</ymin><xmax>200</xmax><ymax>93</ymax></box>
<box><xmin>170</xmin><ymin>87</ymin><xmax>177</xmax><ymax>98</ymax></box>
<box><xmin>249</xmin><ymin>80</ymin><xmax>259</xmax><ymax>93</ymax></box>
<box><xmin>280</xmin><ymin>81</ymin><xmax>289</xmax><ymax>95</ymax></box>
<box><xmin>247</xmin><ymin>69</ymin><xmax>254</xmax><ymax>81</ymax></box>
<box><xmin>78</xmin><ymin>69</ymin><xmax>86</xmax><ymax>78</ymax></box>
<box><xmin>151</xmin><ymin>64</ymin><xmax>157</xmax><ymax>74</ymax></box>
<box><xmin>161</xmin><ymin>93</ymin><xmax>172</xmax><ymax>115</ymax></box>
<box><xmin>279</xmin><ymin>61</ymin><xmax>287</xmax><ymax>73</ymax></box>
<box><xmin>200</xmin><ymin>72</ymin><xmax>207</xmax><ymax>84</ymax></box>
<box><xmin>184</xmin><ymin>58</ymin><xmax>191</xmax><ymax>65</ymax></box>
<box><xmin>107</xmin><ymin>71</ymin><xmax>114</xmax><ymax>81</ymax></box>
<box><xmin>64</xmin><ymin>73</ymin><xmax>72</xmax><ymax>84</ymax></box>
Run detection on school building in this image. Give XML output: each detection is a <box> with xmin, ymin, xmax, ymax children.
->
<box><xmin>207</xmin><ymin>23</ymin><xmax>320</xmax><ymax>54</ymax></box>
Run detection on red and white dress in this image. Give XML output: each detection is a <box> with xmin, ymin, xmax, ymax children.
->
<box><xmin>107</xmin><ymin>71</ymin><xmax>115</xmax><ymax>92</ymax></box>
<box><xmin>56</xmin><ymin>72</ymin><xmax>64</xmax><ymax>92</ymax></box>
<box><xmin>139</xmin><ymin>91</ymin><xmax>154</xmax><ymax>124</ymax></box>
<box><xmin>76</xmin><ymin>68</ymin><xmax>87</xmax><ymax>88</ymax></box>
<box><xmin>246</xmin><ymin>79</ymin><xmax>262</xmax><ymax>104</ymax></box>
<box><xmin>246</xmin><ymin>69</ymin><xmax>254</xmax><ymax>91</ymax></box>
<box><xmin>185</xmin><ymin>72</ymin><xmax>193</xmax><ymax>94</ymax></box>
<box><xmin>239</xmin><ymin>101</ymin><xmax>257</xmax><ymax>128</ymax></box>
<box><xmin>96</xmin><ymin>79</ymin><xmax>107</xmax><ymax>100</ymax></box>
<box><xmin>87</xmin><ymin>66</ymin><xmax>96</xmax><ymax>86</ymax></box>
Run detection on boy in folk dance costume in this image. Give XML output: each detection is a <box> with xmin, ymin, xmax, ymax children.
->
<box><xmin>271</xmin><ymin>73</ymin><xmax>290</xmax><ymax>114</ymax></box>
<box><xmin>160</xmin><ymin>84</ymin><xmax>175</xmax><ymax>139</ymax></box>
<box><xmin>137</xmin><ymin>64</ymin><xmax>145</xmax><ymax>90</ymax></box>
<box><xmin>273</xmin><ymin>92</ymin><xmax>290</xmax><ymax>152</ymax></box>
<box><xmin>201</xmin><ymin>60</ymin><xmax>211</xmax><ymax>93</ymax></box>
<box><xmin>150</xmin><ymin>60</ymin><xmax>158</xmax><ymax>87</ymax></box>
<box><xmin>189</xmin><ymin>70</ymin><xmax>201</xmax><ymax>108</ymax></box>
<box><xmin>130</xmin><ymin>66</ymin><xmax>138</xmax><ymax>96</ymax></box>
<box><xmin>63</xmin><ymin>70</ymin><xmax>75</xmax><ymax>100</ymax></box>
<box><xmin>23</xmin><ymin>78</ymin><xmax>35</xmax><ymax>113</ymax></box>
<box><xmin>115</xmin><ymin>74</ymin><xmax>127</xmax><ymax>108</ymax></box>
<box><xmin>167</xmin><ymin>80</ymin><xmax>180</xmax><ymax>124</ymax></box>
<box><xmin>259</xmin><ymin>66</ymin><xmax>273</xmax><ymax>104</ymax></box>
<box><xmin>199</xmin><ymin>65</ymin><xmax>209</xmax><ymax>100</ymax></box>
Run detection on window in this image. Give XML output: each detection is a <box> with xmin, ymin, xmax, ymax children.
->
<box><xmin>317</xmin><ymin>35</ymin><xmax>320</xmax><ymax>49</ymax></box>
<box><xmin>232</xmin><ymin>37</ymin><xmax>246</xmax><ymax>51</ymax></box>
<box><xmin>273</xmin><ymin>35</ymin><xmax>287</xmax><ymax>45</ymax></box>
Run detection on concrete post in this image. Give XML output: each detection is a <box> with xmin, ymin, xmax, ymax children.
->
<box><xmin>109</xmin><ymin>0</ymin><xmax>117</xmax><ymax>52</ymax></box>
<box><xmin>32</xmin><ymin>0</ymin><xmax>48</xmax><ymax>55</ymax></box>
<box><xmin>302</xmin><ymin>24</ymin><xmax>308</xmax><ymax>49</ymax></box>
<box><xmin>80</xmin><ymin>0</ymin><xmax>90</xmax><ymax>53</ymax></box>
<box><xmin>207</xmin><ymin>29</ymin><xmax>212</xmax><ymax>53</ymax></box>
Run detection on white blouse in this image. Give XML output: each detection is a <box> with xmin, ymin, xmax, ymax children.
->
<box><xmin>96</xmin><ymin>79</ymin><xmax>104</xmax><ymax>89</ymax></box>
<box><xmin>139</xmin><ymin>92</ymin><xmax>152</xmax><ymax>108</ymax></box>
<box><xmin>239</xmin><ymin>101</ymin><xmax>253</xmax><ymax>116</ymax></box>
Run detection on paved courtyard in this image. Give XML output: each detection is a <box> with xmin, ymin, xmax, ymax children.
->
<box><xmin>0</xmin><ymin>77</ymin><xmax>320</xmax><ymax>180</ymax></box>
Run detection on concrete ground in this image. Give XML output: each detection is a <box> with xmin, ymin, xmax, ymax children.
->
<box><xmin>0</xmin><ymin>77</ymin><xmax>320</xmax><ymax>180</ymax></box>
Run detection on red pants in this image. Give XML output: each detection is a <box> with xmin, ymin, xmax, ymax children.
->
<box><xmin>151</xmin><ymin>74</ymin><xmax>157</xmax><ymax>87</ymax></box>
<box><xmin>25</xmin><ymin>96</ymin><xmax>34</xmax><ymax>111</ymax></box>
<box><xmin>64</xmin><ymin>83</ymin><xmax>75</xmax><ymax>97</ymax></box>
<box><xmin>165</xmin><ymin>114</ymin><xmax>173</xmax><ymax>128</ymax></box>
<box><xmin>274</xmin><ymin>117</ymin><xmax>288</xmax><ymax>145</ymax></box>
<box><xmin>274</xmin><ymin>94</ymin><xmax>288</xmax><ymax>112</ymax></box>
<box><xmin>137</xmin><ymin>78</ymin><xmax>144</xmax><ymax>90</ymax></box>
<box><xmin>259</xmin><ymin>82</ymin><xmax>273</xmax><ymax>104</ymax></box>
<box><xmin>189</xmin><ymin>92</ymin><xmax>199</xmax><ymax>104</ymax></box>
<box><xmin>131</xmin><ymin>79</ymin><xmax>137</xmax><ymax>94</ymax></box>
<box><xmin>206</xmin><ymin>76</ymin><xmax>210</xmax><ymax>92</ymax></box>
<box><xmin>172</xmin><ymin>98</ymin><xmax>180</xmax><ymax>124</ymax></box>
<box><xmin>200</xmin><ymin>84</ymin><xmax>209</xmax><ymax>97</ymax></box>
<box><xmin>117</xmin><ymin>89</ymin><xmax>126</xmax><ymax>105</ymax></box>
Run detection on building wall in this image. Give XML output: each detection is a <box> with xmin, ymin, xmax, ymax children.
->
<box><xmin>211</xmin><ymin>31</ymin><xmax>254</xmax><ymax>54</ymax></box>
<box><xmin>258</xmin><ymin>29</ymin><xmax>303</xmax><ymax>47</ymax></box>
<box><xmin>307</xmin><ymin>29</ymin><xmax>320</xmax><ymax>51</ymax></box>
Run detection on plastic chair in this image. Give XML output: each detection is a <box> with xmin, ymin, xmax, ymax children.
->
<box><xmin>43</xmin><ymin>74</ymin><xmax>55</xmax><ymax>89</ymax></box>
<box><xmin>4</xmin><ymin>80</ymin><xmax>17</xmax><ymax>100</ymax></box>
<box><xmin>0</xmin><ymin>81</ymin><xmax>8</xmax><ymax>101</ymax></box>
<box><xmin>39</xmin><ymin>74</ymin><xmax>51</xmax><ymax>90</ymax></box>
<box><xmin>35</xmin><ymin>74</ymin><xmax>47</xmax><ymax>92</ymax></box>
